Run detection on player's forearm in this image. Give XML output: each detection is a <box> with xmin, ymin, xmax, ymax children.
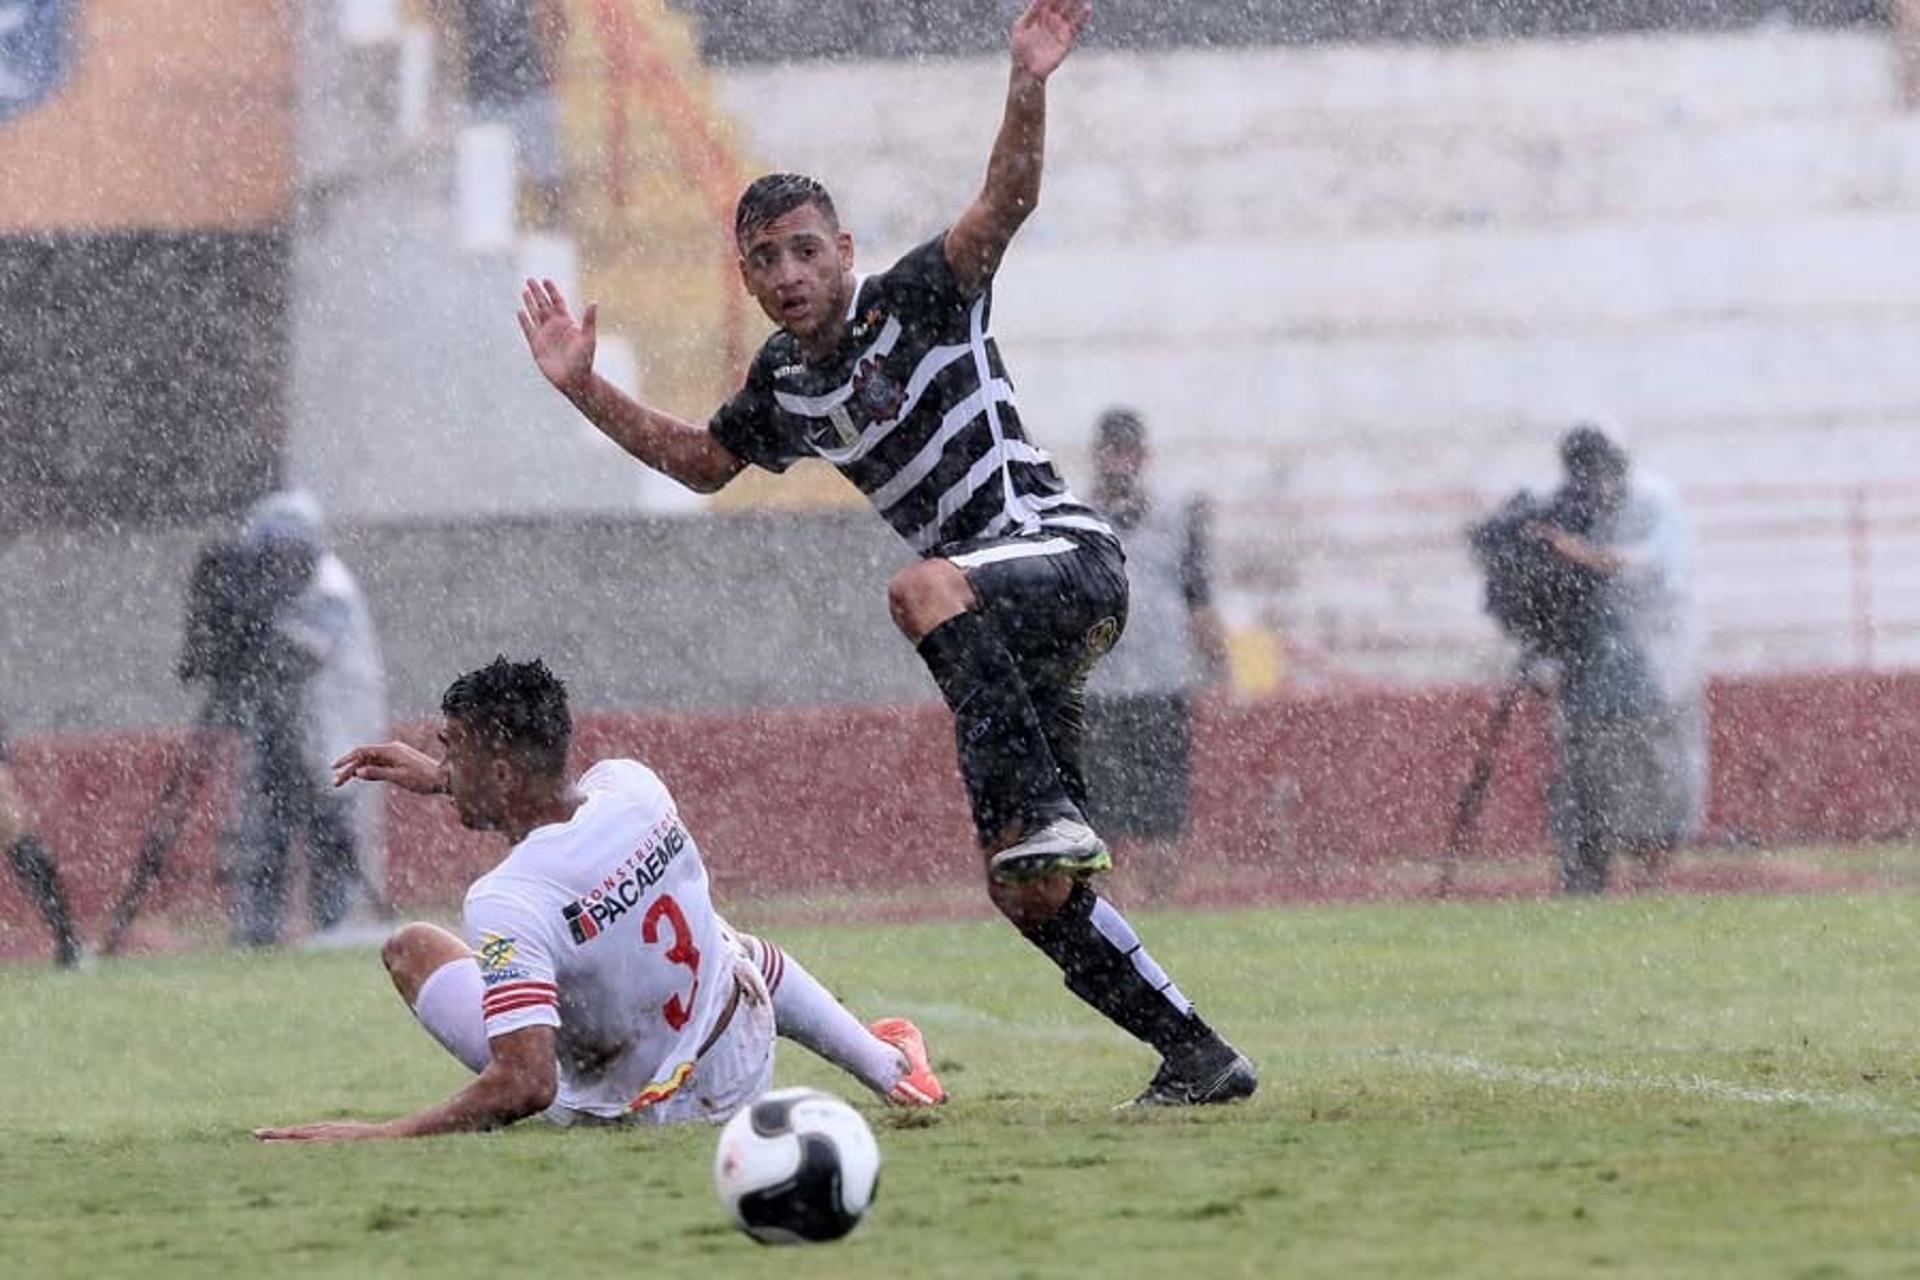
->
<box><xmin>384</xmin><ymin>1069</ymin><xmax>554</xmax><ymax>1138</ymax></box>
<box><xmin>979</xmin><ymin>68</ymin><xmax>1049</xmax><ymax>232</ymax></box>
<box><xmin>565</xmin><ymin>373</ymin><xmax>738</xmax><ymax>493</ymax></box>
<box><xmin>1557</xmin><ymin>534</ymin><xmax>1626</xmax><ymax>576</ymax></box>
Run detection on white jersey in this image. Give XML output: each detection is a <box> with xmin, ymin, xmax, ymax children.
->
<box><xmin>463</xmin><ymin>759</ymin><xmax>736</xmax><ymax>1119</ymax></box>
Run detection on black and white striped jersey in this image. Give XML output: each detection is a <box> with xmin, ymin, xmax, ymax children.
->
<box><xmin>708</xmin><ymin>235</ymin><xmax>1116</xmax><ymax>558</ymax></box>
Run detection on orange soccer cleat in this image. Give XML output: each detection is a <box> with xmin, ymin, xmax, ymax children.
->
<box><xmin>870</xmin><ymin>1016</ymin><xmax>948</xmax><ymax>1106</ymax></box>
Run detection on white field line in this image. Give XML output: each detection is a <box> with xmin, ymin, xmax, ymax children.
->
<box><xmin>861</xmin><ymin>1004</ymin><xmax>1920</xmax><ymax>1131</ymax></box>
<box><xmin>1381</xmin><ymin>1049</ymin><xmax>1920</xmax><ymax>1134</ymax></box>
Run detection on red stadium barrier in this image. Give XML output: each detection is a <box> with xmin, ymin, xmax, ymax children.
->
<box><xmin>5</xmin><ymin>672</ymin><xmax>1919</xmax><ymax>953</ymax></box>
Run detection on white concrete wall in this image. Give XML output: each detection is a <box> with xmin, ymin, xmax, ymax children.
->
<box><xmin>715</xmin><ymin>28</ymin><xmax>1920</xmax><ymax>681</ymax></box>
<box><xmin>287</xmin><ymin>192</ymin><xmax>657</xmax><ymax>521</ymax></box>
<box><xmin>286</xmin><ymin>9</ymin><xmax>668</xmax><ymax>523</ymax></box>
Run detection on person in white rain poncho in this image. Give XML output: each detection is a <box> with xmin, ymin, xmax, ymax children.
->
<box><xmin>1529</xmin><ymin>427</ymin><xmax>1708</xmax><ymax>894</ymax></box>
<box><xmin>224</xmin><ymin>488</ymin><xmax>389</xmax><ymax>944</ymax></box>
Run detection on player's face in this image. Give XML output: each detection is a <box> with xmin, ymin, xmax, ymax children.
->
<box><xmin>1094</xmin><ymin>439</ymin><xmax>1146</xmax><ymax>492</ymax></box>
<box><xmin>737</xmin><ymin>202</ymin><xmax>854</xmax><ymax>349</ymax></box>
<box><xmin>440</xmin><ymin>720</ymin><xmax>508</xmax><ymax>832</ymax></box>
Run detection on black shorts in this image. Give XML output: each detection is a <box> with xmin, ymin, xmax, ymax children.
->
<box><xmin>1084</xmin><ymin>691</ymin><xmax>1194</xmax><ymax>841</ymax></box>
<box><xmin>945</xmin><ymin>530</ymin><xmax>1129</xmax><ymax>812</ymax></box>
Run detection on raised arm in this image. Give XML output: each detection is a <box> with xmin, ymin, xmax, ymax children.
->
<box><xmin>517</xmin><ymin>279</ymin><xmax>747</xmax><ymax>494</ymax></box>
<box><xmin>944</xmin><ymin>0</ymin><xmax>1091</xmax><ymax>296</ymax></box>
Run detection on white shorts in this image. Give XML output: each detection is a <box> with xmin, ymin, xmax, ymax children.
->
<box><xmin>411</xmin><ymin>947</ymin><xmax>774</xmax><ymax>1128</ymax></box>
<box><xmin>628</xmin><ymin>961</ymin><xmax>774</xmax><ymax>1128</ymax></box>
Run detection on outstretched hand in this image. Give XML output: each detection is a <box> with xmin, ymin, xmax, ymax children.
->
<box><xmin>516</xmin><ymin>277</ymin><xmax>598</xmax><ymax>397</ymax></box>
<box><xmin>253</xmin><ymin>1120</ymin><xmax>395</xmax><ymax>1144</ymax></box>
<box><xmin>332</xmin><ymin>742</ymin><xmax>448</xmax><ymax>794</ymax></box>
<box><xmin>1011</xmin><ymin>0</ymin><xmax>1091</xmax><ymax>82</ymax></box>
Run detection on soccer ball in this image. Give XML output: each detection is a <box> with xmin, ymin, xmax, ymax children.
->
<box><xmin>713</xmin><ymin>1087</ymin><xmax>881</xmax><ymax>1245</ymax></box>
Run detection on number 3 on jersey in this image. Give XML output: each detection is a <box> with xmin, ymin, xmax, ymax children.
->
<box><xmin>642</xmin><ymin>893</ymin><xmax>701</xmax><ymax>1030</ymax></box>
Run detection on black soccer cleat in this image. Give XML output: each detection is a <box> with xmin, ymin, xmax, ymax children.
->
<box><xmin>1121</xmin><ymin>1040</ymin><xmax>1259</xmax><ymax>1109</ymax></box>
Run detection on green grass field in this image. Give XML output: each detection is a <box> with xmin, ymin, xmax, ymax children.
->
<box><xmin>5</xmin><ymin>888</ymin><xmax>1920</xmax><ymax>1278</ymax></box>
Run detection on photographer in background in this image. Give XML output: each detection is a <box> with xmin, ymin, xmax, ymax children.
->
<box><xmin>185</xmin><ymin>491</ymin><xmax>388</xmax><ymax>946</ymax></box>
<box><xmin>1475</xmin><ymin>426</ymin><xmax>1707</xmax><ymax>894</ymax></box>
<box><xmin>1084</xmin><ymin>409</ymin><xmax>1228</xmax><ymax>901</ymax></box>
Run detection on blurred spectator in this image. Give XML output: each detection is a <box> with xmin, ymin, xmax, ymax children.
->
<box><xmin>432</xmin><ymin>0</ymin><xmax>569</xmax><ymax>227</ymax></box>
<box><xmin>1528</xmin><ymin>425</ymin><xmax>1707</xmax><ymax>894</ymax></box>
<box><xmin>193</xmin><ymin>490</ymin><xmax>388</xmax><ymax>946</ymax></box>
<box><xmin>1084</xmin><ymin>409</ymin><xmax>1227</xmax><ymax>900</ymax></box>
<box><xmin>0</xmin><ymin>720</ymin><xmax>83</xmax><ymax>968</ymax></box>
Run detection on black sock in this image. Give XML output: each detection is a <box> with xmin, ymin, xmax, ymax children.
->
<box><xmin>917</xmin><ymin>612</ymin><xmax>1075</xmax><ymax>844</ymax></box>
<box><xmin>9</xmin><ymin>834</ymin><xmax>81</xmax><ymax>964</ymax></box>
<box><xmin>1022</xmin><ymin>882</ymin><xmax>1216</xmax><ymax>1059</ymax></box>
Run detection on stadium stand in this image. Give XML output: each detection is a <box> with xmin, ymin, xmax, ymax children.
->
<box><xmin>0</xmin><ymin>5</ymin><xmax>291</xmax><ymax>528</ymax></box>
<box><xmin>673</xmin><ymin>0</ymin><xmax>1891</xmax><ymax>62</ymax></box>
<box><xmin>5</xmin><ymin>3</ymin><xmax>1920</xmax><ymax>952</ymax></box>
<box><xmin>705</xmin><ymin>23</ymin><xmax>1920</xmax><ymax>680</ymax></box>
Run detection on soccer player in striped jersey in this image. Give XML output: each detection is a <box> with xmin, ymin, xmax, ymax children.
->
<box><xmin>517</xmin><ymin>0</ymin><xmax>1252</xmax><ymax>1107</ymax></box>
<box><xmin>255</xmin><ymin>657</ymin><xmax>941</xmax><ymax>1142</ymax></box>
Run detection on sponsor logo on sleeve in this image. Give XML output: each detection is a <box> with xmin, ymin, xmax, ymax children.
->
<box><xmin>478</xmin><ymin>933</ymin><xmax>520</xmax><ymax>973</ymax></box>
<box><xmin>477</xmin><ymin>938</ymin><xmax>532</xmax><ymax>985</ymax></box>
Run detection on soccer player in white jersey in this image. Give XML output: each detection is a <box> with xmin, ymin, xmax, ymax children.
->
<box><xmin>515</xmin><ymin>0</ymin><xmax>1253</xmax><ymax>1107</ymax></box>
<box><xmin>255</xmin><ymin>657</ymin><xmax>941</xmax><ymax>1141</ymax></box>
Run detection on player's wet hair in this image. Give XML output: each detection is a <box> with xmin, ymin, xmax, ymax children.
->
<box><xmin>441</xmin><ymin>656</ymin><xmax>572</xmax><ymax>777</ymax></box>
<box><xmin>1096</xmin><ymin>407</ymin><xmax>1147</xmax><ymax>450</ymax></box>
<box><xmin>734</xmin><ymin>172</ymin><xmax>838</xmax><ymax>246</ymax></box>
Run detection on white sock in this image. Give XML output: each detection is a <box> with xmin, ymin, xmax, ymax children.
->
<box><xmin>412</xmin><ymin>956</ymin><xmax>490</xmax><ymax>1074</ymax></box>
<box><xmin>742</xmin><ymin>933</ymin><xmax>905</xmax><ymax>1097</ymax></box>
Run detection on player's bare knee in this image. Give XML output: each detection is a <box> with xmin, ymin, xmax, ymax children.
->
<box><xmin>381</xmin><ymin>921</ymin><xmax>466</xmax><ymax>1004</ymax></box>
<box><xmin>885</xmin><ymin>562</ymin><xmax>937</xmax><ymax>634</ymax></box>
<box><xmin>379</xmin><ymin>923</ymin><xmax>427</xmax><ymax>984</ymax></box>
<box><xmin>887</xmin><ymin>560</ymin><xmax>974</xmax><ymax>641</ymax></box>
<box><xmin>987</xmin><ymin>873</ymin><xmax>1075</xmax><ymax>931</ymax></box>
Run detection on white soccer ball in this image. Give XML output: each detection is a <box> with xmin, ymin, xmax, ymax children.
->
<box><xmin>713</xmin><ymin>1087</ymin><xmax>881</xmax><ymax>1245</ymax></box>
